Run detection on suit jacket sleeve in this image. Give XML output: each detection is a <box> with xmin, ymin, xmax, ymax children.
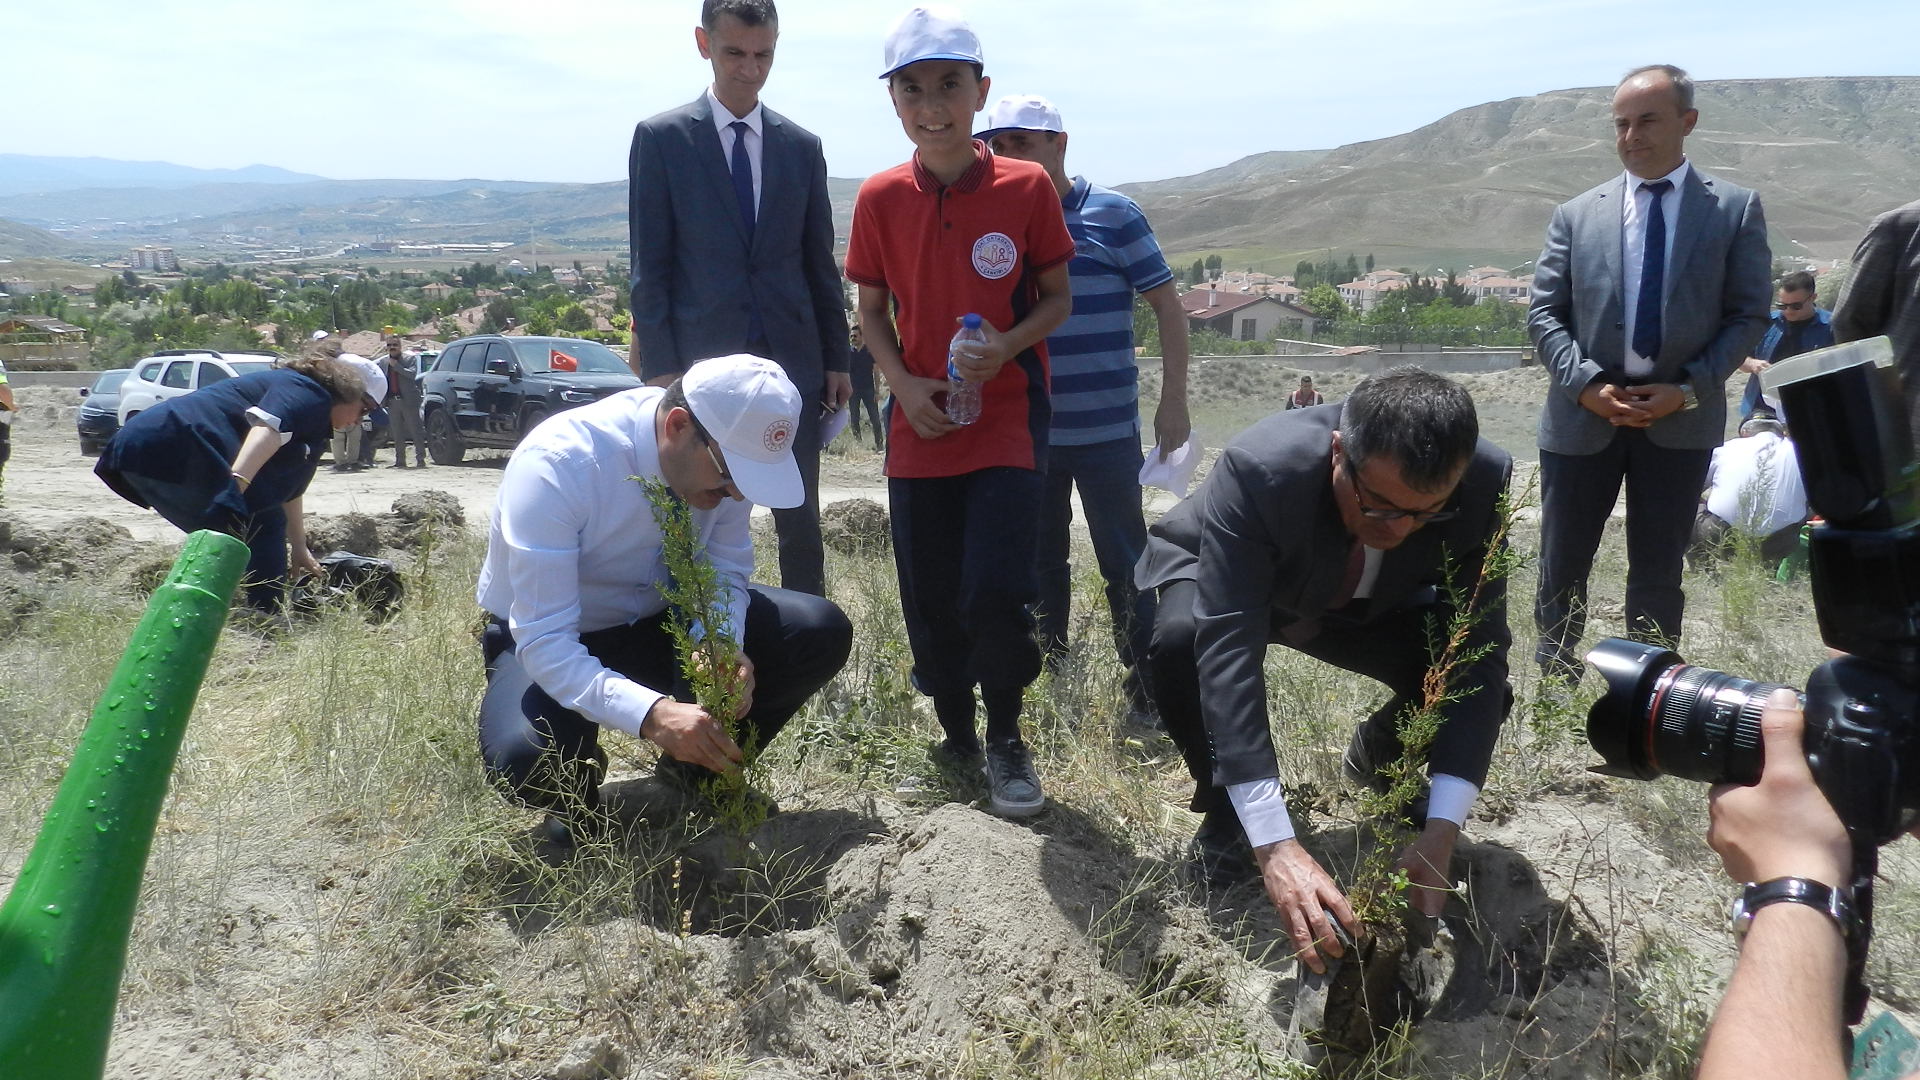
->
<box><xmin>1834</xmin><ymin>210</ymin><xmax>1897</xmax><ymax>343</ymax></box>
<box><xmin>1680</xmin><ymin>190</ymin><xmax>1772</xmax><ymax>388</ymax></box>
<box><xmin>1529</xmin><ymin>203</ymin><xmax>1608</xmax><ymax>405</ymax></box>
<box><xmin>628</xmin><ymin>120</ymin><xmax>683</xmax><ymax>379</ymax></box>
<box><xmin>1192</xmin><ymin>446</ymin><xmax>1287</xmax><ymax>788</ymax></box>
<box><xmin>800</xmin><ymin>135</ymin><xmax>849</xmax><ymax>374</ymax></box>
<box><xmin>1425</xmin><ymin>456</ymin><xmax>1515</xmax><ymax>787</ymax></box>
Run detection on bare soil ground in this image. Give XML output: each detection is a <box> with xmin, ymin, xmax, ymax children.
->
<box><xmin>1</xmin><ymin>369</ymin><xmax>1916</xmax><ymax>1080</ymax></box>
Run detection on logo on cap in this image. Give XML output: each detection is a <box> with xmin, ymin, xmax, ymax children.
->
<box><xmin>972</xmin><ymin>232</ymin><xmax>1017</xmax><ymax>280</ymax></box>
<box><xmin>763</xmin><ymin>418</ymin><xmax>794</xmax><ymax>452</ymax></box>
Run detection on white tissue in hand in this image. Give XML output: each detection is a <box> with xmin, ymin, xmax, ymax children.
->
<box><xmin>1138</xmin><ymin>438</ymin><xmax>1199</xmax><ymax>496</ymax></box>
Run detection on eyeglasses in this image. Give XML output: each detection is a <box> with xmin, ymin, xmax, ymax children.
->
<box><xmin>1343</xmin><ymin>458</ymin><xmax>1458</xmax><ymax>523</ymax></box>
<box><xmin>700</xmin><ymin>434</ymin><xmax>732</xmax><ymax>482</ymax></box>
<box><xmin>1774</xmin><ymin>299</ymin><xmax>1810</xmax><ymax>312</ymax></box>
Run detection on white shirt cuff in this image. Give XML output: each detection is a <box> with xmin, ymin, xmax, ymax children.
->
<box><xmin>244</xmin><ymin>405</ymin><xmax>294</xmax><ymax>446</ymax></box>
<box><xmin>1227</xmin><ymin>777</ymin><xmax>1296</xmax><ymax>848</ymax></box>
<box><xmin>1427</xmin><ymin>774</ymin><xmax>1479</xmax><ymax>827</ymax></box>
<box><xmin>1228</xmin><ymin>772</ymin><xmax>1480</xmax><ymax>848</ymax></box>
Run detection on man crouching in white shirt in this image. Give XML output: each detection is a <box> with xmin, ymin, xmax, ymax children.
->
<box><xmin>475</xmin><ymin>354</ymin><xmax>852</xmax><ymax>851</ymax></box>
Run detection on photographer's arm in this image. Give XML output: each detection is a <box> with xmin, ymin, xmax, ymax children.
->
<box><xmin>1698</xmin><ymin>689</ymin><xmax>1851</xmax><ymax>1080</ymax></box>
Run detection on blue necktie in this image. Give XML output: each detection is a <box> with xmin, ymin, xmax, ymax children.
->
<box><xmin>1632</xmin><ymin>179</ymin><xmax>1672</xmax><ymax>362</ymax></box>
<box><xmin>728</xmin><ymin>120</ymin><xmax>756</xmax><ymax>237</ymax></box>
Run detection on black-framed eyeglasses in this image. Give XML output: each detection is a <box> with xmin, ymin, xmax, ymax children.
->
<box><xmin>1342</xmin><ymin>458</ymin><xmax>1459</xmax><ymax>523</ymax></box>
<box><xmin>1774</xmin><ymin>299</ymin><xmax>1811</xmax><ymax>311</ymax></box>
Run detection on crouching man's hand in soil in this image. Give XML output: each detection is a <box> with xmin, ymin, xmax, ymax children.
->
<box><xmin>1395</xmin><ymin>819</ymin><xmax>1460</xmax><ymax>918</ymax></box>
<box><xmin>1255</xmin><ymin>839</ymin><xmax>1358</xmax><ymax>974</ymax></box>
<box><xmin>641</xmin><ymin>699</ymin><xmax>744</xmax><ymax>775</ymax></box>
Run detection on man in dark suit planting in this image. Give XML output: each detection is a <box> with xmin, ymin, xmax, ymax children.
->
<box><xmin>1140</xmin><ymin>367</ymin><xmax>1514</xmax><ymax>973</ymax></box>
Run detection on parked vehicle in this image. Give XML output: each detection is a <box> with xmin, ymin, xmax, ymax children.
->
<box><xmin>75</xmin><ymin>368</ymin><xmax>133</xmax><ymax>454</ymax></box>
<box><xmin>420</xmin><ymin>336</ymin><xmax>642</xmax><ymax>464</ymax></box>
<box><xmin>116</xmin><ymin>350</ymin><xmax>279</xmax><ymax>426</ymax></box>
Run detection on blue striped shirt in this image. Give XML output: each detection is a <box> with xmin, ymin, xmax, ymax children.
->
<box><xmin>1048</xmin><ymin>177</ymin><xmax>1173</xmax><ymax>446</ymax></box>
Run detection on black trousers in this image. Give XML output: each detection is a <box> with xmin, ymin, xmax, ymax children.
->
<box><xmin>1147</xmin><ymin>578</ymin><xmax>1457</xmax><ymax>814</ymax></box>
<box><xmin>477</xmin><ymin>585</ymin><xmax>852</xmax><ymax>814</ymax></box>
<box><xmin>1534</xmin><ymin>429</ymin><xmax>1712</xmax><ymax>677</ymax></box>
<box><xmin>889</xmin><ymin>468</ymin><xmax>1046</xmax><ymax>702</ymax></box>
<box><xmin>1687</xmin><ymin>510</ymin><xmax>1806</xmax><ymax>570</ymax></box>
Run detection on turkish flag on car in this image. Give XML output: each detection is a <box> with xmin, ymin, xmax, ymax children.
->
<box><xmin>550</xmin><ymin>349</ymin><xmax>579</xmax><ymax>372</ymax></box>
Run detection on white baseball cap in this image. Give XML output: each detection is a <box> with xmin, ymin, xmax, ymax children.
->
<box><xmin>682</xmin><ymin>355</ymin><xmax>805</xmax><ymax>509</ymax></box>
<box><xmin>879</xmin><ymin>5</ymin><xmax>982</xmax><ymax>79</ymax></box>
<box><xmin>339</xmin><ymin>354</ymin><xmax>388</xmax><ymax>405</ymax></box>
<box><xmin>975</xmin><ymin>94</ymin><xmax>1063</xmax><ymax>141</ymax></box>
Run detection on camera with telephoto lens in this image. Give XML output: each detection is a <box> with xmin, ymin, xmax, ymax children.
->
<box><xmin>1583</xmin><ymin>338</ymin><xmax>1920</xmax><ymax>1024</ymax></box>
<box><xmin>1584</xmin><ymin>337</ymin><xmax>1919</xmax><ymax>846</ymax></box>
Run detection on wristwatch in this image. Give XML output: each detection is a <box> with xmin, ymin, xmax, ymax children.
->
<box><xmin>1677</xmin><ymin>384</ymin><xmax>1700</xmax><ymax>411</ymax></box>
<box><xmin>1729</xmin><ymin>877</ymin><xmax>1856</xmax><ymax>944</ymax></box>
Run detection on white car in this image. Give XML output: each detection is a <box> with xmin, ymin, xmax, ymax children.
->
<box><xmin>117</xmin><ymin>350</ymin><xmax>280</xmax><ymax>425</ymax></box>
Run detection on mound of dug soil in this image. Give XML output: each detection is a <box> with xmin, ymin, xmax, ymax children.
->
<box><xmin>0</xmin><ymin>512</ymin><xmax>140</xmax><ymax>578</ymax></box>
<box><xmin>304</xmin><ymin>490</ymin><xmax>466</xmax><ymax>557</ymax></box>
<box><xmin>487</xmin><ymin>801</ymin><xmax>1651</xmax><ymax>1077</ymax></box>
<box><xmin>821</xmin><ymin>498</ymin><xmax>890</xmax><ymax>554</ymax></box>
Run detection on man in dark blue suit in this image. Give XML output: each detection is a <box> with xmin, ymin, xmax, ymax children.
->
<box><xmin>1529</xmin><ymin>64</ymin><xmax>1772</xmax><ymax>680</ymax></box>
<box><xmin>629</xmin><ymin>0</ymin><xmax>850</xmax><ymax>596</ymax></box>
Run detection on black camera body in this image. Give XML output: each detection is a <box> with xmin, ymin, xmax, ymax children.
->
<box><xmin>1583</xmin><ymin>338</ymin><xmax>1920</xmax><ymax>1024</ymax></box>
<box><xmin>1586</xmin><ymin>337</ymin><xmax>1920</xmax><ymax>844</ymax></box>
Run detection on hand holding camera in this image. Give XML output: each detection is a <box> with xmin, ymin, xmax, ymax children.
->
<box><xmin>1706</xmin><ymin>688</ymin><xmax>1851</xmax><ymax>891</ymax></box>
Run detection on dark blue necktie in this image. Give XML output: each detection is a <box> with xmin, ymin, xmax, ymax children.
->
<box><xmin>1632</xmin><ymin>179</ymin><xmax>1672</xmax><ymax>361</ymax></box>
<box><xmin>728</xmin><ymin>120</ymin><xmax>756</xmax><ymax>237</ymax></box>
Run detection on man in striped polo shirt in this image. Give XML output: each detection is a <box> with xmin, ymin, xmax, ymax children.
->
<box><xmin>980</xmin><ymin>95</ymin><xmax>1192</xmax><ymax>725</ymax></box>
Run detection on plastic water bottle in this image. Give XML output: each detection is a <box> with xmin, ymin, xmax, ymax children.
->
<box><xmin>947</xmin><ymin>313</ymin><xmax>986</xmax><ymax>425</ymax></box>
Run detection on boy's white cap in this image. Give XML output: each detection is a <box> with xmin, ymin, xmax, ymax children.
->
<box><xmin>340</xmin><ymin>354</ymin><xmax>387</xmax><ymax>404</ymax></box>
<box><xmin>879</xmin><ymin>5</ymin><xmax>982</xmax><ymax>79</ymax></box>
<box><xmin>975</xmin><ymin>94</ymin><xmax>1063</xmax><ymax>140</ymax></box>
<box><xmin>682</xmin><ymin>355</ymin><xmax>805</xmax><ymax>509</ymax></box>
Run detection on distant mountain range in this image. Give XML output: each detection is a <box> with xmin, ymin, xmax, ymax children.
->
<box><xmin>0</xmin><ymin>154</ymin><xmax>326</xmax><ymax>197</ymax></box>
<box><xmin>4</xmin><ymin>76</ymin><xmax>1916</xmax><ymax>267</ymax></box>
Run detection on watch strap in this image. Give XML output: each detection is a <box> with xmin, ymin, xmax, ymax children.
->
<box><xmin>1730</xmin><ymin>877</ymin><xmax>1854</xmax><ymax>942</ymax></box>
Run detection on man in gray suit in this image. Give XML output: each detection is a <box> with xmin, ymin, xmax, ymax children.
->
<box><xmin>1140</xmin><ymin>368</ymin><xmax>1513</xmax><ymax>973</ymax></box>
<box><xmin>628</xmin><ymin>0</ymin><xmax>850</xmax><ymax>596</ymax></box>
<box><xmin>1530</xmin><ymin>64</ymin><xmax>1772</xmax><ymax>680</ymax></box>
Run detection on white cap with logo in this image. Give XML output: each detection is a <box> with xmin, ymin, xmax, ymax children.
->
<box><xmin>975</xmin><ymin>94</ymin><xmax>1063</xmax><ymax>141</ymax></box>
<box><xmin>879</xmin><ymin>5</ymin><xmax>982</xmax><ymax>79</ymax></box>
<box><xmin>682</xmin><ymin>355</ymin><xmax>805</xmax><ymax>509</ymax></box>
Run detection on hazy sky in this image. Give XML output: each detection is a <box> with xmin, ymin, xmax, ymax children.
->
<box><xmin>13</xmin><ymin>1</ymin><xmax>1919</xmax><ymax>187</ymax></box>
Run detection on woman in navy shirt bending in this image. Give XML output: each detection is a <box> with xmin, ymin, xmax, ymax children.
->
<box><xmin>95</xmin><ymin>350</ymin><xmax>379</xmax><ymax>610</ymax></box>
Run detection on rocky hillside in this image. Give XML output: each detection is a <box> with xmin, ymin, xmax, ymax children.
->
<box><xmin>1122</xmin><ymin>76</ymin><xmax>1920</xmax><ymax>264</ymax></box>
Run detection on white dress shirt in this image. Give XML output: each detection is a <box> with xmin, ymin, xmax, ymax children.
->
<box><xmin>475</xmin><ymin>387</ymin><xmax>754</xmax><ymax>737</ymax></box>
<box><xmin>1225</xmin><ymin>545</ymin><xmax>1480</xmax><ymax>847</ymax></box>
<box><xmin>1704</xmin><ymin>431</ymin><xmax>1808</xmax><ymax>535</ymax></box>
<box><xmin>1621</xmin><ymin>159</ymin><xmax>1691</xmax><ymax>377</ymax></box>
<box><xmin>707</xmin><ymin>87</ymin><xmax>764</xmax><ymax>214</ymax></box>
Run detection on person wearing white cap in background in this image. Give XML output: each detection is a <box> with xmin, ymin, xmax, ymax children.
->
<box><xmin>978</xmin><ymin>93</ymin><xmax>1192</xmax><ymax>729</ymax></box>
<box><xmin>845</xmin><ymin>5</ymin><xmax>1075</xmax><ymax>817</ymax></box>
<box><xmin>475</xmin><ymin>354</ymin><xmax>853</xmax><ymax>853</ymax></box>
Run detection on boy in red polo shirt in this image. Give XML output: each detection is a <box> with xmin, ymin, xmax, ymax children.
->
<box><xmin>845</xmin><ymin>5</ymin><xmax>1074</xmax><ymax>816</ymax></box>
